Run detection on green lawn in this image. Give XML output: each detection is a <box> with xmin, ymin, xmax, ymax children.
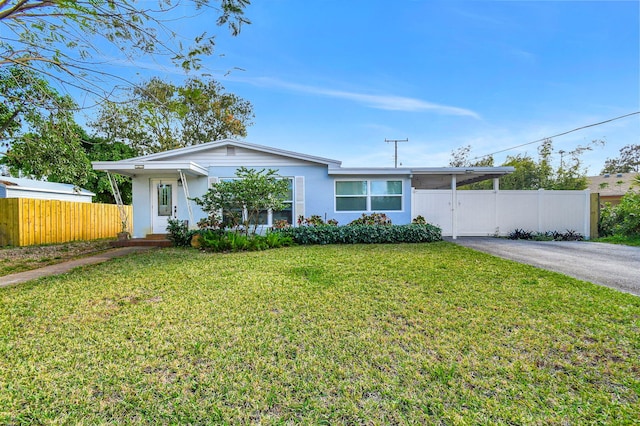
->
<box><xmin>593</xmin><ymin>235</ymin><xmax>640</xmax><ymax>247</ymax></box>
<box><xmin>1</xmin><ymin>243</ymin><xmax>638</xmax><ymax>424</ymax></box>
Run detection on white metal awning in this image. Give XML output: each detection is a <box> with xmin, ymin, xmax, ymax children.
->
<box><xmin>92</xmin><ymin>161</ymin><xmax>208</xmax><ymax>177</ymax></box>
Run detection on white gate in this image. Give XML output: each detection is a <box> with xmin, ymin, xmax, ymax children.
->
<box><xmin>412</xmin><ymin>189</ymin><xmax>591</xmax><ymax>238</ymax></box>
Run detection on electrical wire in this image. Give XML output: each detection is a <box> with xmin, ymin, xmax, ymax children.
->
<box><xmin>473</xmin><ymin>111</ymin><xmax>640</xmax><ymax>160</ymax></box>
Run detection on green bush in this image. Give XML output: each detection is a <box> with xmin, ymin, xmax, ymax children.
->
<box><xmin>347</xmin><ymin>212</ymin><xmax>392</xmax><ymax>226</ymax></box>
<box><xmin>166</xmin><ymin>218</ymin><xmax>197</xmax><ymax>247</ymax></box>
<box><xmin>274</xmin><ymin>223</ymin><xmax>442</xmax><ymax>245</ymax></box>
<box><xmin>599</xmin><ymin>191</ymin><xmax>640</xmax><ymax>237</ymax></box>
<box><xmin>297</xmin><ymin>215</ymin><xmax>338</xmax><ymax>226</ymax></box>
<box><xmin>196</xmin><ymin>230</ymin><xmax>294</xmax><ymax>252</ymax></box>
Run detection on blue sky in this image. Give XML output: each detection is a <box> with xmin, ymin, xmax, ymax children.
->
<box><xmin>88</xmin><ymin>0</ymin><xmax>639</xmax><ymax>174</ymax></box>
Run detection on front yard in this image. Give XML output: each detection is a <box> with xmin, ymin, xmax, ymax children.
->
<box><xmin>0</xmin><ymin>240</ymin><xmax>113</xmax><ymax>276</ymax></box>
<box><xmin>1</xmin><ymin>243</ymin><xmax>638</xmax><ymax>424</ymax></box>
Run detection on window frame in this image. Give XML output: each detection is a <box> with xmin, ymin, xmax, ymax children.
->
<box><xmin>334</xmin><ymin>179</ymin><xmax>404</xmax><ymax>212</ymax></box>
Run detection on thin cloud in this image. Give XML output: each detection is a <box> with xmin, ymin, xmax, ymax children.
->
<box><xmin>244</xmin><ymin>77</ymin><xmax>480</xmax><ymax>118</ymax></box>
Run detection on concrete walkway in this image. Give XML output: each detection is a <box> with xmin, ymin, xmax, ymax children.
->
<box><xmin>450</xmin><ymin>237</ymin><xmax>640</xmax><ymax>297</ymax></box>
<box><xmin>0</xmin><ymin>246</ymin><xmax>154</xmax><ymax>288</ymax></box>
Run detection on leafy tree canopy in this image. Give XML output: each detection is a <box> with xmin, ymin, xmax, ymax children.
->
<box><xmin>0</xmin><ymin>1</ymin><xmax>250</xmax><ymax>96</ymax></box>
<box><xmin>0</xmin><ymin>66</ymin><xmax>93</xmax><ymax>185</ymax></box>
<box><xmin>0</xmin><ymin>67</ymin><xmax>136</xmax><ymax>201</ymax></box>
<box><xmin>450</xmin><ymin>139</ymin><xmax>597</xmax><ymax>190</ymax></box>
<box><xmin>91</xmin><ymin>76</ymin><xmax>254</xmax><ymax>155</ymax></box>
<box><xmin>601</xmin><ymin>144</ymin><xmax>640</xmax><ymax>174</ymax></box>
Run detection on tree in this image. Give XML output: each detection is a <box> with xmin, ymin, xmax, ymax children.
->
<box><xmin>193</xmin><ymin>167</ymin><xmax>291</xmax><ymax>235</ymax></box>
<box><xmin>448</xmin><ymin>145</ymin><xmax>494</xmax><ymax>168</ymax></box>
<box><xmin>0</xmin><ymin>69</ymin><xmax>137</xmax><ymax>199</ymax></box>
<box><xmin>0</xmin><ymin>1</ymin><xmax>250</xmax><ymax>95</ymax></box>
<box><xmin>601</xmin><ymin>144</ymin><xmax>640</xmax><ymax>174</ymax></box>
<box><xmin>1</xmin><ymin>66</ymin><xmax>72</xmax><ymax>147</ymax></box>
<box><xmin>449</xmin><ymin>139</ymin><xmax>594</xmax><ymax>190</ymax></box>
<box><xmin>91</xmin><ymin>76</ymin><xmax>253</xmax><ymax>155</ymax></box>
<box><xmin>0</xmin><ymin>67</ymin><xmax>95</xmax><ymax>185</ymax></box>
<box><xmin>80</xmin><ymin>130</ymin><xmax>137</xmax><ymax>204</ymax></box>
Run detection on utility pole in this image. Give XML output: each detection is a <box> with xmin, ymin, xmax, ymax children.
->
<box><xmin>385</xmin><ymin>138</ymin><xmax>408</xmax><ymax>168</ymax></box>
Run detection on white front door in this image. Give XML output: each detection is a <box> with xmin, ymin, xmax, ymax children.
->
<box><xmin>151</xmin><ymin>179</ymin><xmax>177</xmax><ymax>233</ymax></box>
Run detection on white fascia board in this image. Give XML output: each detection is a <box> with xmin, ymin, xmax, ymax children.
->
<box><xmin>328</xmin><ymin>167</ymin><xmax>412</xmax><ymax>176</ymax></box>
<box><xmin>410</xmin><ymin>166</ymin><xmax>515</xmax><ymax>175</ymax></box>
<box><xmin>92</xmin><ymin>161</ymin><xmax>208</xmax><ymax>176</ymax></box>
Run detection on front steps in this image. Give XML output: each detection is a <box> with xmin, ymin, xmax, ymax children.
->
<box><xmin>110</xmin><ymin>234</ymin><xmax>173</xmax><ymax>248</ymax></box>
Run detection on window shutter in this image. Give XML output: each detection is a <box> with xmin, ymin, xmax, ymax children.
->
<box><xmin>295</xmin><ymin>176</ymin><xmax>304</xmax><ymax>223</ymax></box>
<box><xmin>208</xmin><ymin>177</ymin><xmax>218</xmax><ymax>188</ymax></box>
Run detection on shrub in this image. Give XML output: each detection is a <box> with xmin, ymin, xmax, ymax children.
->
<box><xmin>599</xmin><ymin>203</ymin><xmax>617</xmax><ymax>237</ymax></box>
<box><xmin>598</xmin><ymin>191</ymin><xmax>640</xmax><ymax>238</ymax></box>
<box><xmin>166</xmin><ymin>218</ymin><xmax>197</xmax><ymax>247</ymax></box>
<box><xmin>347</xmin><ymin>212</ymin><xmax>392</xmax><ymax>226</ymax></box>
<box><xmin>507</xmin><ymin>228</ymin><xmax>584</xmax><ymax>241</ymax></box>
<box><xmin>412</xmin><ymin>215</ymin><xmax>427</xmax><ymax>225</ymax></box>
<box><xmin>195</xmin><ymin>229</ymin><xmax>294</xmax><ymax>253</ymax></box>
<box><xmin>274</xmin><ymin>223</ymin><xmax>442</xmax><ymax>245</ymax></box>
<box><xmin>297</xmin><ymin>215</ymin><xmax>338</xmax><ymax>226</ymax></box>
<box><xmin>508</xmin><ymin>229</ymin><xmax>533</xmax><ymax>240</ymax></box>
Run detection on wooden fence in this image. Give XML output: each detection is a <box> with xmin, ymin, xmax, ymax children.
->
<box><xmin>0</xmin><ymin>198</ymin><xmax>132</xmax><ymax>247</ymax></box>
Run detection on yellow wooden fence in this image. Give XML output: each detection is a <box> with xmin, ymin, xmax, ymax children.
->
<box><xmin>0</xmin><ymin>199</ymin><xmax>132</xmax><ymax>247</ymax></box>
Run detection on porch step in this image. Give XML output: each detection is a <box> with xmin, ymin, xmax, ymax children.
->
<box><xmin>145</xmin><ymin>234</ymin><xmax>170</xmax><ymax>240</ymax></box>
<box><xmin>110</xmin><ymin>237</ymin><xmax>173</xmax><ymax>248</ymax></box>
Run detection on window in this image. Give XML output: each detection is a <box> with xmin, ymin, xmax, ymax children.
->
<box><xmin>220</xmin><ymin>177</ymin><xmax>294</xmax><ymax>227</ymax></box>
<box><xmin>335</xmin><ymin>180</ymin><xmax>403</xmax><ymax>212</ymax></box>
<box><xmin>272</xmin><ymin>179</ymin><xmax>293</xmax><ymax>225</ymax></box>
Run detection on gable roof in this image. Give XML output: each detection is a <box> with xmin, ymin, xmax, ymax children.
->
<box><xmin>125</xmin><ymin>139</ymin><xmax>342</xmax><ymax>167</ymax></box>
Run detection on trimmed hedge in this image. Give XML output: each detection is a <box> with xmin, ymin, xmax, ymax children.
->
<box><xmin>274</xmin><ymin>223</ymin><xmax>442</xmax><ymax>245</ymax></box>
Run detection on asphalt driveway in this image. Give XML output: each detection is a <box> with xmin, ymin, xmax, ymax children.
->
<box><xmin>450</xmin><ymin>237</ymin><xmax>640</xmax><ymax>297</ymax></box>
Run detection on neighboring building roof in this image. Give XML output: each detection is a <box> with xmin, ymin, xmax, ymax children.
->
<box><xmin>586</xmin><ymin>172</ymin><xmax>639</xmax><ymax>197</ymax></box>
<box><xmin>0</xmin><ymin>176</ymin><xmax>95</xmax><ymax>197</ymax></box>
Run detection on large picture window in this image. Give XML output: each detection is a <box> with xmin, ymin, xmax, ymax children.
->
<box><xmin>220</xmin><ymin>177</ymin><xmax>294</xmax><ymax>226</ymax></box>
<box><xmin>335</xmin><ymin>180</ymin><xmax>403</xmax><ymax>212</ymax></box>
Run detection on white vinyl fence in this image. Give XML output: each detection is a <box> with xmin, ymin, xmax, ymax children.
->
<box><xmin>412</xmin><ymin>189</ymin><xmax>591</xmax><ymax>238</ymax></box>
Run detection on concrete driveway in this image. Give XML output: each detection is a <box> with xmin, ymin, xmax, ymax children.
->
<box><xmin>450</xmin><ymin>237</ymin><xmax>640</xmax><ymax>297</ymax></box>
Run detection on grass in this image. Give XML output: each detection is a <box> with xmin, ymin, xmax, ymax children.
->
<box><xmin>1</xmin><ymin>243</ymin><xmax>639</xmax><ymax>424</ymax></box>
<box><xmin>0</xmin><ymin>240</ymin><xmax>113</xmax><ymax>276</ymax></box>
<box><xmin>593</xmin><ymin>235</ymin><xmax>640</xmax><ymax>247</ymax></box>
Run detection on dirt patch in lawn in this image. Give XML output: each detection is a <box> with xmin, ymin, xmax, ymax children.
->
<box><xmin>0</xmin><ymin>240</ymin><xmax>114</xmax><ymax>276</ymax></box>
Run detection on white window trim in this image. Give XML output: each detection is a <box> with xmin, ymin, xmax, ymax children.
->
<box><xmin>334</xmin><ymin>179</ymin><xmax>404</xmax><ymax>213</ymax></box>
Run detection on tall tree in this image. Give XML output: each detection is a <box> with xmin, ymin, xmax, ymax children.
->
<box><xmin>0</xmin><ymin>66</ymin><xmax>94</xmax><ymax>185</ymax></box>
<box><xmin>80</xmin><ymin>130</ymin><xmax>137</xmax><ymax>204</ymax></box>
<box><xmin>0</xmin><ymin>1</ymin><xmax>250</xmax><ymax>96</ymax></box>
<box><xmin>449</xmin><ymin>139</ymin><xmax>594</xmax><ymax>190</ymax></box>
<box><xmin>91</xmin><ymin>76</ymin><xmax>254</xmax><ymax>155</ymax></box>
<box><xmin>601</xmin><ymin>144</ymin><xmax>640</xmax><ymax>174</ymax></box>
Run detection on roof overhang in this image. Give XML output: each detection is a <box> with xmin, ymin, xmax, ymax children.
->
<box><xmin>92</xmin><ymin>161</ymin><xmax>208</xmax><ymax>177</ymax></box>
<box><xmin>328</xmin><ymin>166</ymin><xmax>515</xmax><ymax>189</ymax></box>
<box><xmin>410</xmin><ymin>167</ymin><xmax>515</xmax><ymax>189</ymax></box>
<box><xmin>328</xmin><ymin>167</ymin><xmax>412</xmax><ymax>176</ymax></box>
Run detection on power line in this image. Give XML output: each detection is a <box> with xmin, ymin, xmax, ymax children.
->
<box><xmin>473</xmin><ymin>111</ymin><xmax>640</xmax><ymax>160</ymax></box>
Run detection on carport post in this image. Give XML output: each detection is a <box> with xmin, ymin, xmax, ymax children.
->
<box><xmin>451</xmin><ymin>174</ymin><xmax>457</xmax><ymax>239</ymax></box>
